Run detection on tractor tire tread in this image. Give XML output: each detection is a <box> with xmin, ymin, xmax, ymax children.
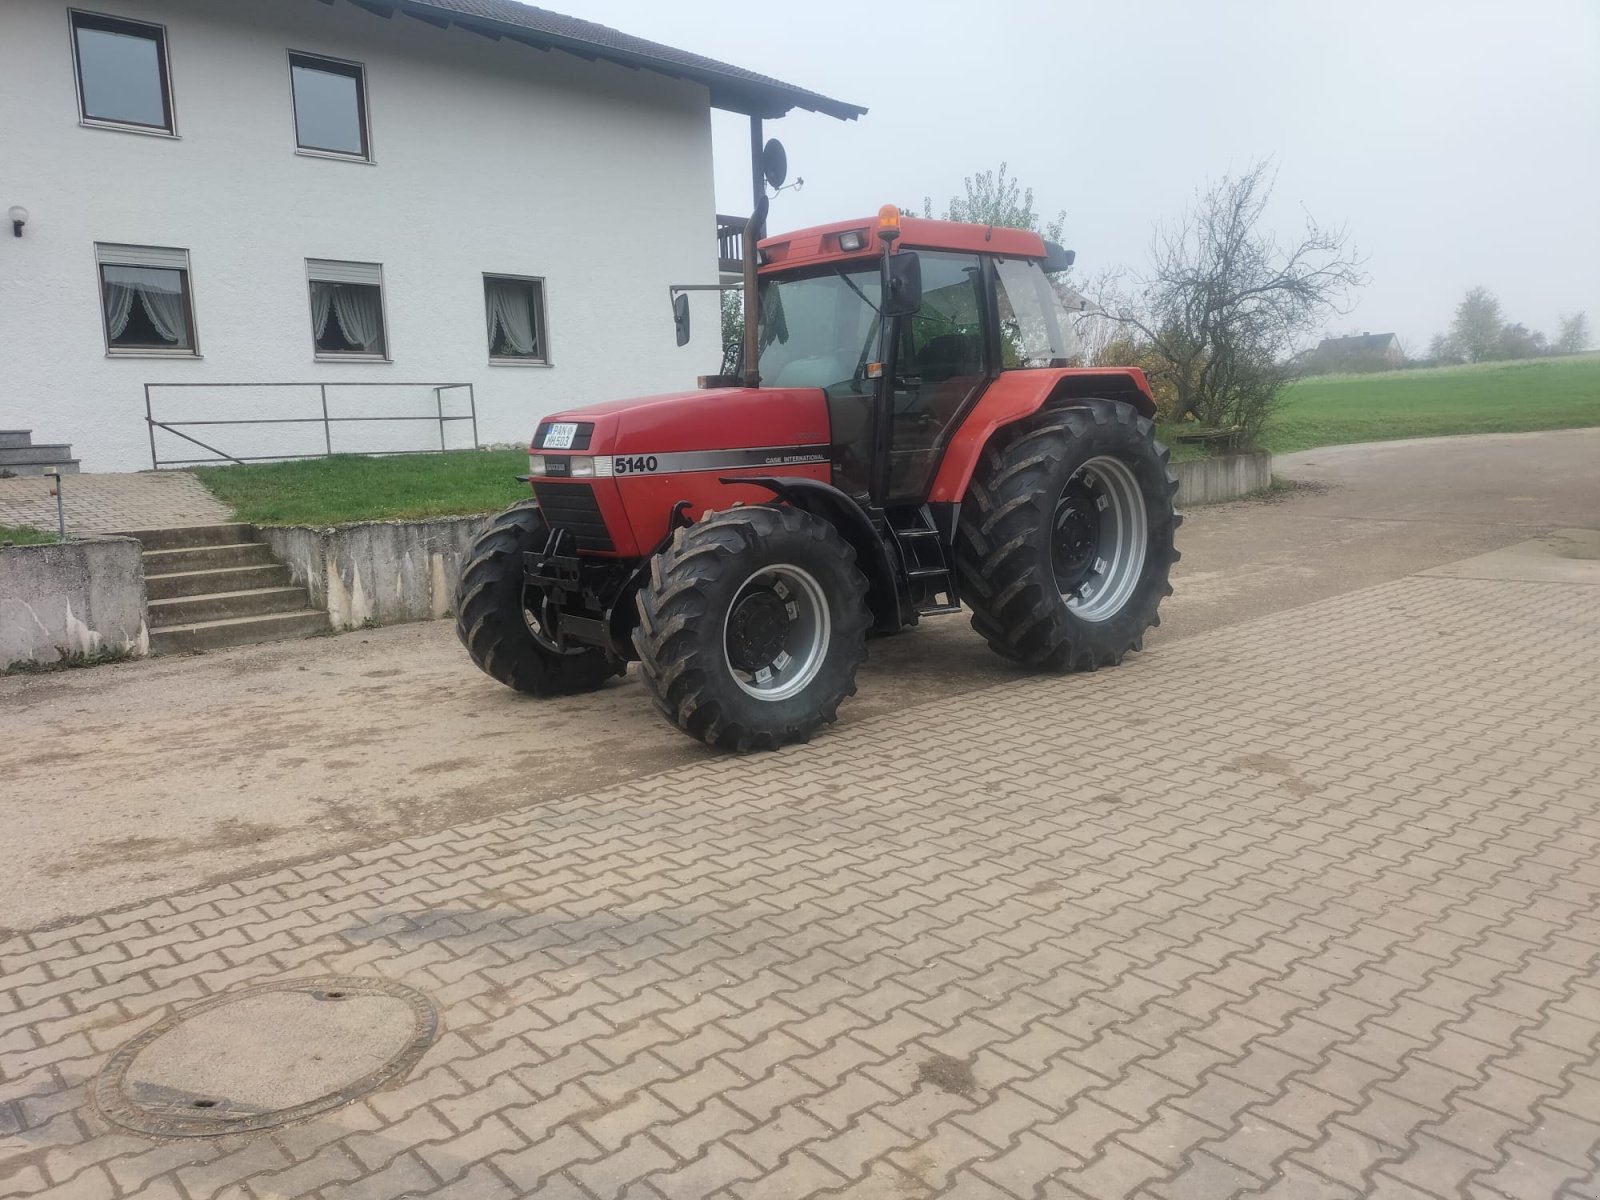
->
<box><xmin>455</xmin><ymin>500</ymin><xmax>621</xmax><ymax>696</ymax></box>
<box><xmin>634</xmin><ymin>506</ymin><xmax>868</xmax><ymax>752</ymax></box>
<box><xmin>955</xmin><ymin>399</ymin><xmax>1179</xmax><ymax>671</ymax></box>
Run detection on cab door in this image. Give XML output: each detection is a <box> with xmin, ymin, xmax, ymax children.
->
<box><xmin>883</xmin><ymin>251</ymin><xmax>990</xmax><ymax>500</ymax></box>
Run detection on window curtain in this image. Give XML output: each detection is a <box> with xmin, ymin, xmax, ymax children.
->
<box><xmin>331</xmin><ymin>284</ymin><xmax>383</xmax><ymax>352</ymax></box>
<box><xmin>310</xmin><ymin>281</ymin><xmax>383</xmax><ymax>352</ymax></box>
<box><xmin>310</xmin><ymin>280</ymin><xmax>335</xmax><ymax>341</ymax></box>
<box><xmin>104</xmin><ymin>280</ymin><xmax>138</xmax><ymax>339</ymax></box>
<box><xmin>139</xmin><ymin>281</ymin><xmax>188</xmax><ymax>344</ymax></box>
<box><xmin>103</xmin><ymin>265</ymin><xmax>185</xmax><ymax>345</ymax></box>
<box><xmin>486</xmin><ymin>279</ymin><xmax>538</xmax><ymax>356</ymax></box>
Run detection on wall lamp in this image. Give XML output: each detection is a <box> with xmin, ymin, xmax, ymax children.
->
<box><xmin>9</xmin><ymin>206</ymin><xmax>27</xmax><ymax>238</ymax></box>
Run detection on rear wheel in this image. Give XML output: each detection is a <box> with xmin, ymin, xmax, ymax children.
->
<box><xmin>634</xmin><ymin>506</ymin><xmax>870</xmax><ymax>751</ymax></box>
<box><xmin>455</xmin><ymin>500</ymin><xmax>622</xmax><ymax>696</ymax></box>
<box><xmin>956</xmin><ymin>400</ymin><xmax>1180</xmax><ymax>670</ymax></box>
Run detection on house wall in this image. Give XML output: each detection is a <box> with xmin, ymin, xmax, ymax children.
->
<box><xmin>0</xmin><ymin>0</ymin><xmax>723</xmax><ymax>472</ymax></box>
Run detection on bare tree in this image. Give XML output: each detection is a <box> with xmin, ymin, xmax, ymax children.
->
<box><xmin>924</xmin><ymin>162</ymin><xmax>1066</xmax><ymax>243</ymax></box>
<box><xmin>1094</xmin><ymin>161</ymin><xmax>1366</xmax><ymax>437</ymax></box>
<box><xmin>1555</xmin><ymin>311</ymin><xmax>1591</xmax><ymax>355</ymax></box>
<box><xmin>1449</xmin><ymin>287</ymin><xmax>1503</xmax><ymax>363</ymax></box>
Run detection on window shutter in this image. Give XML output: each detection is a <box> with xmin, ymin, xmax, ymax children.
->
<box><xmin>97</xmin><ymin>243</ymin><xmax>189</xmax><ymax>270</ymax></box>
<box><xmin>307</xmin><ymin>259</ymin><xmax>383</xmax><ymax>286</ymax></box>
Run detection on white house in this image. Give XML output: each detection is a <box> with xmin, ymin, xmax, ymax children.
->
<box><xmin>0</xmin><ymin>0</ymin><xmax>861</xmax><ymax>471</ymax></box>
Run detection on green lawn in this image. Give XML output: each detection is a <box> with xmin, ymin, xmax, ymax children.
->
<box><xmin>1262</xmin><ymin>353</ymin><xmax>1600</xmax><ymax>453</ymax></box>
<box><xmin>194</xmin><ymin>450</ymin><xmax>528</xmax><ymax>526</ymax></box>
<box><xmin>1</xmin><ymin>523</ymin><xmax>57</xmax><ymax>546</ymax></box>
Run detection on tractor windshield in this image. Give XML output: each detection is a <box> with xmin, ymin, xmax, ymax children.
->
<box><xmin>756</xmin><ymin>266</ymin><xmax>882</xmax><ymax>391</ymax></box>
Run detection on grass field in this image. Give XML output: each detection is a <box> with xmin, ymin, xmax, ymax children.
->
<box><xmin>194</xmin><ymin>450</ymin><xmax>527</xmax><ymax>526</ymax></box>
<box><xmin>1</xmin><ymin>523</ymin><xmax>57</xmax><ymax>546</ymax></box>
<box><xmin>1262</xmin><ymin>353</ymin><xmax>1600</xmax><ymax>453</ymax></box>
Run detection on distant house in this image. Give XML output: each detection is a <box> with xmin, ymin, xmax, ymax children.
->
<box><xmin>1309</xmin><ymin>332</ymin><xmax>1404</xmax><ymax>373</ymax></box>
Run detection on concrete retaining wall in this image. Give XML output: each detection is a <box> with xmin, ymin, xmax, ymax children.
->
<box><xmin>0</xmin><ymin>539</ymin><xmax>149</xmax><ymax>666</ymax></box>
<box><xmin>260</xmin><ymin>516</ymin><xmax>485</xmax><ymax>631</ymax></box>
<box><xmin>1171</xmin><ymin>451</ymin><xmax>1272</xmax><ymax>505</ymax></box>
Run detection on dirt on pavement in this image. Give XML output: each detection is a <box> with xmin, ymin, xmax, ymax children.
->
<box><xmin>4</xmin><ymin>427</ymin><xmax>1596</xmax><ymax>932</ymax></box>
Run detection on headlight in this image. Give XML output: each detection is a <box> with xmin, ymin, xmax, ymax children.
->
<box><xmin>528</xmin><ymin>454</ymin><xmax>611</xmax><ymax>478</ymax></box>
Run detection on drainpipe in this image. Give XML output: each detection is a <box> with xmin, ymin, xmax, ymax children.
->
<box><xmin>740</xmin><ymin>115</ymin><xmax>764</xmax><ymax>389</ymax></box>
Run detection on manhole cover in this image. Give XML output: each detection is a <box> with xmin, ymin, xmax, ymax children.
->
<box><xmin>94</xmin><ymin>976</ymin><xmax>438</xmax><ymax>1136</ymax></box>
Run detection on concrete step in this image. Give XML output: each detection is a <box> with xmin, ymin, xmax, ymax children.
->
<box><xmin>145</xmin><ymin>563</ymin><xmax>291</xmax><ymax>601</ymax></box>
<box><xmin>118</xmin><ymin>523</ymin><xmax>255</xmax><ymax>552</ymax></box>
<box><xmin>0</xmin><ymin>431</ymin><xmax>33</xmax><ymax>449</ymax></box>
<box><xmin>148</xmin><ymin>586</ymin><xmax>312</xmax><ymax>627</ymax></box>
<box><xmin>149</xmin><ymin>610</ymin><xmax>332</xmax><ymax>655</ymax></box>
<box><xmin>141</xmin><ymin>542</ymin><xmax>274</xmax><ymax>572</ymax></box>
<box><xmin>0</xmin><ymin>444</ymin><xmax>73</xmax><ymax>464</ymax></box>
<box><xmin>0</xmin><ymin>460</ymin><xmax>80</xmax><ymax>476</ymax></box>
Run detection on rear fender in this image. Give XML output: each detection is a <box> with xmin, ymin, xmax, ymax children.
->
<box><xmin>731</xmin><ymin>476</ymin><xmax>907</xmax><ymax>633</ymax></box>
<box><xmin>930</xmin><ymin>368</ymin><xmax>1158</xmax><ymax>503</ymax></box>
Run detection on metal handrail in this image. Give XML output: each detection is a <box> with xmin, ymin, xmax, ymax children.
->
<box><xmin>143</xmin><ymin>381</ymin><xmax>478</xmax><ymax>468</ymax></box>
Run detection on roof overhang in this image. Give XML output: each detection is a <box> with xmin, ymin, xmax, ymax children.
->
<box><xmin>317</xmin><ymin>0</ymin><xmax>867</xmax><ymax>121</ymax></box>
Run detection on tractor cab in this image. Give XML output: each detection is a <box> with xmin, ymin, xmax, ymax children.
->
<box><xmin>747</xmin><ymin>207</ymin><xmax>1083</xmax><ymax>505</ymax></box>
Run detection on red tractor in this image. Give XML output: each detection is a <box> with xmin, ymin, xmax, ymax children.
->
<box><xmin>456</xmin><ymin>205</ymin><xmax>1180</xmax><ymax>750</ymax></box>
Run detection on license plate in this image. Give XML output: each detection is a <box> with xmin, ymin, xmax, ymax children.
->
<box><xmin>543</xmin><ymin>422</ymin><xmax>578</xmax><ymax>450</ymax></box>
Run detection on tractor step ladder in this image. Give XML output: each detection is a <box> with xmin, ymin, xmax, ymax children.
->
<box><xmin>889</xmin><ymin>504</ymin><xmax>962</xmax><ymax>616</ymax></box>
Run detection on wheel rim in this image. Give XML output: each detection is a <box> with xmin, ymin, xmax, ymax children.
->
<box><xmin>1050</xmin><ymin>455</ymin><xmax>1148</xmax><ymax>623</ymax></box>
<box><xmin>722</xmin><ymin>563</ymin><xmax>830</xmax><ymax>701</ymax></box>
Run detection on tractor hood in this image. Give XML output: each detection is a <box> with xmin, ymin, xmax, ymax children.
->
<box><xmin>534</xmin><ymin>387</ymin><xmax>830</xmax><ymax>457</ymax></box>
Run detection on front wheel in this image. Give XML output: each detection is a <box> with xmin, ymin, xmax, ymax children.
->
<box><xmin>956</xmin><ymin>399</ymin><xmax>1180</xmax><ymax>670</ymax></box>
<box><xmin>455</xmin><ymin>500</ymin><xmax>623</xmax><ymax>696</ymax></box>
<box><xmin>633</xmin><ymin>506</ymin><xmax>870</xmax><ymax>751</ymax></box>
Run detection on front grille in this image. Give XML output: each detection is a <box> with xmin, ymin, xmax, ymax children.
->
<box><xmin>533</xmin><ymin>482</ymin><xmax>614</xmax><ymax>552</ymax></box>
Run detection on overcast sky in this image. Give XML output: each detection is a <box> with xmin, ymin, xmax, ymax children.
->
<box><xmin>561</xmin><ymin>0</ymin><xmax>1598</xmax><ymax>352</ymax></box>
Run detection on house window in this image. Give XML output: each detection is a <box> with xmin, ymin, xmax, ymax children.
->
<box><xmin>71</xmin><ymin>11</ymin><xmax>174</xmax><ymax>133</ymax></box>
<box><xmin>96</xmin><ymin>244</ymin><xmax>196</xmax><ymax>354</ymax></box>
<box><xmin>289</xmin><ymin>53</ymin><xmax>369</xmax><ymax>158</ymax></box>
<box><xmin>484</xmin><ymin>275</ymin><xmax>548</xmax><ymax>363</ymax></box>
<box><xmin>307</xmin><ymin>260</ymin><xmax>387</xmax><ymax>358</ymax></box>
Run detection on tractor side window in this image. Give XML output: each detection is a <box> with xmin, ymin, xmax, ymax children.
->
<box><xmin>994</xmin><ymin>257</ymin><xmax>1082</xmax><ymax>367</ymax></box>
<box><xmin>887</xmin><ymin>252</ymin><xmax>986</xmax><ymax>498</ymax></box>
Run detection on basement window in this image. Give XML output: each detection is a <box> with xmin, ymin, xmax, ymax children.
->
<box><xmin>96</xmin><ymin>244</ymin><xmax>197</xmax><ymax>355</ymax></box>
<box><xmin>71</xmin><ymin>11</ymin><xmax>175</xmax><ymax>133</ymax></box>
<box><xmin>289</xmin><ymin>53</ymin><xmax>370</xmax><ymax>159</ymax></box>
<box><xmin>307</xmin><ymin>259</ymin><xmax>388</xmax><ymax>359</ymax></box>
<box><xmin>484</xmin><ymin>275</ymin><xmax>549</xmax><ymax>364</ymax></box>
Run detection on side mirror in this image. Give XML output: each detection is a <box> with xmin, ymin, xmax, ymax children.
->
<box><xmin>882</xmin><ymin>251</ymin><xmax>922</xmax><ymax>317</ymax></box>
<box><xmin>672</xmin><ymin>292</ymin><xmax>691</xmax><ymax>346</ymax></box>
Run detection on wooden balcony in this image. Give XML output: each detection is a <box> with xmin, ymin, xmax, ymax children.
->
<box><xmin>717</xmin><ymin>214</ymin><xmax>745</xmax><ymax>276</ymax></box>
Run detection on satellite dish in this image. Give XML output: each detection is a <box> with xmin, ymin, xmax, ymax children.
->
<box><xmin>761</xmin><ymin>138</ymin><xmax>788</xmax><ymax>191</ymax></box>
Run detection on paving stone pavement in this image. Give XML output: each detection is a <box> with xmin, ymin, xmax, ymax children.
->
<box><xmin>2</xmin><ymin>570</ymin><xmax>1598</xmax><ymax>1200</ymax></box>
<box><xmin>0</xmin><ymin>473</ymin><xmax>228</xmax><ymax>537</ymax></box>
